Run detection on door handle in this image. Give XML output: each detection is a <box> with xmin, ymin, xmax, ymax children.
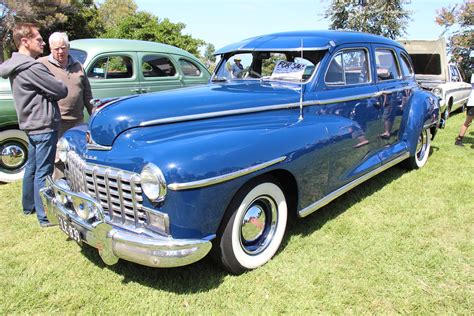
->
<box><xmin>130</xmin><ymin>88</ymin><xmax>140</xmax><ymax>93</ymax></box>
<box><xmin>140</xmin><ymin>88</ymin><xmax>150</xmax><ymax>93</ymax></box>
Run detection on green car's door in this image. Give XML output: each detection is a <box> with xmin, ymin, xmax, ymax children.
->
<box><xmin>86</xmin><ymin>52</ymin><xmax>141</xmax><ymax>98</ymax></box>
<box><xmin>138</xmin><ymin>52</ymin><xmax>184</xmax><ymax>93</ymax></box>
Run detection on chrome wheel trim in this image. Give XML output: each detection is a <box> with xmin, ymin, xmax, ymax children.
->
<box><xmin>0</xmin><ymin>140</ymin><xmax>28</xmax><ymax>172</ymax></box>
<box><xmin>239</xmin><ymin>195</ymin><xmax>278</xmax><ymax>255</ymax></box>
<box><xmin>230</xmin><ymin>182</ymin><xmax>288</xmax><ymax>270</ymax></box>
<box><xmin>416</xmin><ymin>129</ymin><xmax>428</xmax><ymax>161</ymax></box>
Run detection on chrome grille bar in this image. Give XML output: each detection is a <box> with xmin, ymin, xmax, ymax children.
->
<box><xmin>65</xmin><ymin>151</ymin><xmax>147</xmax><ymax>227</ymax></box>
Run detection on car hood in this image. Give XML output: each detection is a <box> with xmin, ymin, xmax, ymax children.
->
<box><xmin>89</xmin><ymin>82</ymin><xmax>302</xmax><ymax>146</ymax></box>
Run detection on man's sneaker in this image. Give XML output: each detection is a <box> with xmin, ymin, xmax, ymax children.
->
<box><xmin>40</xmin><ymin>221</ymin><xmax>56</xmax><ymax>228</ymax></box>
<box><xmin>455</xmin><ymin>138</ymin><xmax>464</xmax><ymax>147</ymax></box>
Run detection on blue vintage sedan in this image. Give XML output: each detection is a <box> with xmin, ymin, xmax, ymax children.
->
<box><xmin>40</xmin><ymin>31</ymin><xmax>440</xmax><ymax>274</ymax></box>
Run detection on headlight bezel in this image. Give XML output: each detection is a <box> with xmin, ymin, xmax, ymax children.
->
<box><xmin>140</xmin><ymin>163</ymin><xmax>167</xmax><ymax>202</ymax></box>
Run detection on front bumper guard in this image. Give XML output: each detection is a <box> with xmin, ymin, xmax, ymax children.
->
<box><xmin>39</xmin><ymin>176</ymin><xmax>212</xmax><ymax>268</ymax></box>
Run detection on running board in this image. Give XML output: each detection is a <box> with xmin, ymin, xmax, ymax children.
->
<box><xmin>298</xmin><ymin>152</ymin><xmax>410</xmax><ymax>218</ymax></box>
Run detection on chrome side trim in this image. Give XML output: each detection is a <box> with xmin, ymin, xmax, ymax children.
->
<box><xmin>299</xmin><ymin>152</ymin><xmax>409</xmax><ymax>218</ymax></box>
<box><xmin>168</xmin><ymin>156</ymin><xmax>287</xmax><ymax>191</ymax></box>
<box><xmin>141</xmin><ymin>86</ymin><xmax>418</xmax><ymax>128</ymax></box>
<box><xmin>140</xmin><ymin>104</ymin><xmax>300</xmax><ymax>127</ymax></box>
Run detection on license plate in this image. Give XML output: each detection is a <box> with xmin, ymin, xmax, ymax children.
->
<box><xmin>58</xmin><ymin>216</ymin><xmax>82</xmax><ymax>244</ymax></box>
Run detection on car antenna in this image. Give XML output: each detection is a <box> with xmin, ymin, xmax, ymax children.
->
<box><xmin>299</xmin><ymin>38</ymin><xmax>304</xmax><ymax>121</ymax></box>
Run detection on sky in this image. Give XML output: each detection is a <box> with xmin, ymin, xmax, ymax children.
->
<box><xmin>134</xmin><ymin>0</ymin><xmax>463</xmax><ymax>51</ymax></box>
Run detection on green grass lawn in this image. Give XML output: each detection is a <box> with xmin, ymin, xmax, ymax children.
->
<box><xmin>1</xmin><ymin>111</ymin><xmax>472</xmax><ymax>314</ymax></box>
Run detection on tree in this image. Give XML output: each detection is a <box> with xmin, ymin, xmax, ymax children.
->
<box><xmin>324</xmin><ymin>0</ymin><xmax>411</xmax><ymax>39</ymax></box>
<box><xmin>0</xmin><ymin>0</ymin><xmax>102</xmax><ymax>61</ymax></box>
<box><xmin>97</xmin><ymin>0</ymin><xmax>137</xmax><ymax>32</ymax></box>
<box><xmin>202</xmin><ymin>43</ymin><xmax>216</xmax><ymax>70</ymax></box>
<box><xmin>435</xmin><ymin>1</ymin><xmax>473</xmax><ymax>81</ymax></box>
<box><xmin>104</xmin><ymin>11</ymin><xmax>205</xmax><ymax>56</ymax></box>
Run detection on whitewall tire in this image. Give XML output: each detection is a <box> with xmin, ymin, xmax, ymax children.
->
<box><xmin>214</xmin><ymin>177</ymin><xmax>288</xmax><ymax>274</ymax></box>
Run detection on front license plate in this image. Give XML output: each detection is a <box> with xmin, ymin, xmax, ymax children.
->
<box><xmin>58</xmin><ymin>216</ymin><xmax>82</xmax><ymax>244</ymax></box>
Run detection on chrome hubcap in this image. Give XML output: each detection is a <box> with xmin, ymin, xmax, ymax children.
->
<box><xmin>0</xmin><ymin>143</ymin><xmax>27</xmax><ymax>169</ymax></box>
<box><xmin>416</xmin><ymin>130</ymin><xmax>427</xmax><ymax>160</ymax></box>
<box><xmin>240</xmin><ymin>196</ymin><xmax>278</xmax><ymax>255</ymax></box>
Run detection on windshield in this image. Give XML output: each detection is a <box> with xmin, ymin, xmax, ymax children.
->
<box><xmin>213</xmin><ymin>50</ymin><xmax>325</xmax><ymax>83</ymax></box>
<box><xmin>70</xmin><ymin>49</ymin><xmax>87</xmax><ymax>65</ymax></box>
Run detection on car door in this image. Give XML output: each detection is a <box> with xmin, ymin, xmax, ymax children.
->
<box><xmin>448</xmin><ymin>65</ymin><xmax>471</xmax><ymax>108</ymax></box>
<box><xmin>138</xmin><ymin>52</ymin><xmax>184</xmax><ymax>93</ymax></box>
<box><xmin>373</xmin><ymin>46</ymin><xmax>411</xmax><ymax>162</ymax></box>
<box><xmin>317</xmin><ymin>46</ymin><xmax>384</xmax><ymax>192</ymax></box>
<box><xmin>86</xmin><ymin>52</ymin><xmax>140</xmax><ymax>98</ymax></box>
<box><xmin>175</xmin><ymin>56</ymin><xmax>209</xmax><ymax>87</ymax></box>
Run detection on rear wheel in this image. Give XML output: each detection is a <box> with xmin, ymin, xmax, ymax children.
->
<box><xmin>213</xmin><ymin>176</ymin><xmax>288</xmax><ymax>274</ymax></box>
<box><xmin>404</xmin><ymin>128</ymin><xmax>431</xmax><ymax>170</ymax></box>
<box><xmin>0</xmin><ymin>129</ymin><xmax>29</xmax><ymax>183</ymax></box>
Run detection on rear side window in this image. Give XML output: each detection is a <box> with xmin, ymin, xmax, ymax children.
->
<box><xmin>375</xmin><ymin>49</ymin><xmax>400</xmax><ymax>81</ymax></box>
<box><xmin>87</xmin><ymin>55</ymin><xmax>133</xmax><ymax>79</ymax></box>
<box><xmin>400</xmin><ymin>53</ymin><xmax>414</xmax><ymax>78</ymax></box>
<box><xmin>179</xmin><ymin>59</ymin><xmax>201</xmax><ymax>76</ymax></box>
<box><xmin>325</xmin><ymin>49</ymin><xmax>370</xmax><ymax>85</ymax></box>
<box><xmin>142</xmin><ymin>55</ymin><xmax>176</xmax><ymax>77</ymax></box>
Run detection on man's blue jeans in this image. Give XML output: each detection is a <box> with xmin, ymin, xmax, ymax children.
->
<box><xmin>22</xmin><ymin>131</ymin><xmax>58</xmax><ymax>224</ymax></box>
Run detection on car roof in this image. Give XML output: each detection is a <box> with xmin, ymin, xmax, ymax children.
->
<box><xmin>70</xmin><ymin>38</ymin><xmax>202</xmax><ymax>62</ymax></box>
<box><xmin>215</xmin><ymin>30</ymin><xmax>403</xmax><ymax>54</ymax></box>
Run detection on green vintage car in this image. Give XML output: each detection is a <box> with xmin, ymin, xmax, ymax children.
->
<box><xmin>0</xmin><ymin>39</ymin><xmax>211</xmax><ymax>182</ymax></box>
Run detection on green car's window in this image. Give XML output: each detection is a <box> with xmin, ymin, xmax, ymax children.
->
<box><xmin>142</xmin><ymin>55</ymin><xmax>176</xmax><ymax>77</ymax></box>
<box><xmin>88</xmin><ymin>55</ymin><xmax>133</xmax><ymax>79</ymax></box>
<box><xmin>179</xmin><ymin>59</ymin><xmax>201</xmax><ymax>76</ymax></box>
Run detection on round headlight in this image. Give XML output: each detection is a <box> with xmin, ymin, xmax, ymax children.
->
<box><xmin>140</xmin><ymin>163</ymin><xmax>167</xmax><ymax>202</ymax></box>
<box><xmin>432</xmin><ymin>87</ymin><xmax>442</xmax><ymax>98</ymax></box>
<box><xmin>57</xmin><ymin>137</ymin><xmax>70</xmax><ymax>163</ymax></box>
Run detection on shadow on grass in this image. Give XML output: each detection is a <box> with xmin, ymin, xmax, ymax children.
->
<box><xmin>80</xmin><ymin>242</ymin><xmax>226</xmax><ymax>293</ymax></box>
<box><xmin>282</xmin><ymin>164</ymin><xmax>407</xmax><ymax>245</ymax></box>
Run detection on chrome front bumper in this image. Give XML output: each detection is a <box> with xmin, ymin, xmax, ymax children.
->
<box><xmin>39</xmin><ymin>176</ymin><xmax>212</xmax><ymax>268</ymax></box>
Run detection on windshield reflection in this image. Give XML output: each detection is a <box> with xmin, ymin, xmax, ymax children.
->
<box><xmin>213</xmin><ymin>50</ymin><xmax>326</xmax><ymax>83</ymax></box>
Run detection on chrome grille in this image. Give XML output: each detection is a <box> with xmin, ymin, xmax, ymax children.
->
<box><xmin>65</xmin><ymin>151</ymin><xmax>147</xmax><ymax>226</ymax></box>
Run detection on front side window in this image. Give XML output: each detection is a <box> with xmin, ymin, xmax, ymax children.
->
<box><xmin>179</xmin><ymin>59</ymin><xmax>201</xmax><ymax>76</ymax></box>
<box><xmin>212</xmin><ymin>50</ymin><xmax>324</xmax><ymax>83</ymax></box>
<box><xmin>325</xmin><ymin>49</ymin><xmax>370</xmax><ymax>85</ymax></box>
<box><xmin>87</xmin><ymin>55</ymin><xmax>133</xmax><ymax>79</ymax></box>
<box><xmin>399</xmin><ymin>53</ymin><xmax>414</xmax><ymax>78</ymax></box>
<box><xmin>142</xmin><ymin>55</ymin><xmax>176</xmax><ymax>77</ymax></box>
<box><xmin>375</xmin><ymin>49</ymin><xmax>400</xmax><ymax>81</ymax></box>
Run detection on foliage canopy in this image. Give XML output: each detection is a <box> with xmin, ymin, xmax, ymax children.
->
<box><xmin>324</xmin><ymin>0</ymin><xmax>411</xmax><ymax>40</ymax></box>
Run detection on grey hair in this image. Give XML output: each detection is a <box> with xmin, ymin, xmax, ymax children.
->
<box><xmin>49</xmin><ymin>32</ymin><xmax>69</xmax><ymax>47</ymax></box>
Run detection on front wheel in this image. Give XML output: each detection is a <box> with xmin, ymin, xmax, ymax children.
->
<box><xmin>0</xmin><ymin>129</ymin><xmax>29</xmax><ymax>183</ymax></box>
<box><xmin>404</xmin><ymin>128</ymin><xmax>431</xmax><ymax>170</ymax></box>
<box><xmin>213</xmin><ymin>177</ymin><xmax>288</xmax><ymax>274</ymax></box>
